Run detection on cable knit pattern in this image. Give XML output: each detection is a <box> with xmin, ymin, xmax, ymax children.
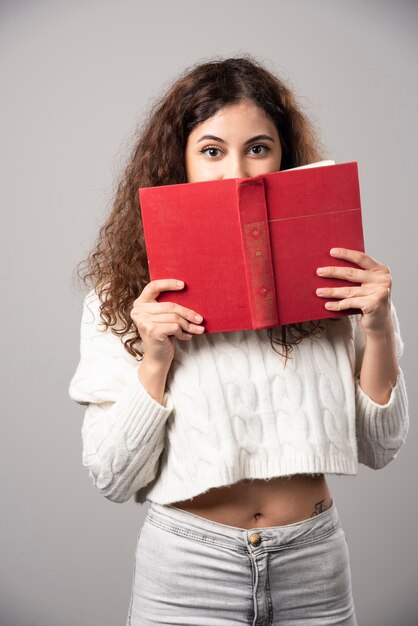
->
<box><xmin>69</xmin><ymin>290</ymin><xmax>409</xmax><ymax>504</ymax></box>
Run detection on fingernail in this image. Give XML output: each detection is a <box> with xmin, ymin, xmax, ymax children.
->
<box><xmin>195</xmin><ymin>314</ymin><xmax>203</xmax><ymax>322</ymax></box>
<box><xmin>176</xmin><ymin>280</ymin><xmax>184</xmax><ymax>286</ymax></box>
<box><xmin>316</xmin><ymin>288</ymin><xmax>325</xmax><ymax>295</ymax></box>
<box><xmin>317</xmin><ymin>268</ymin><xmax>325</xmax><ymax>274</ymax></box>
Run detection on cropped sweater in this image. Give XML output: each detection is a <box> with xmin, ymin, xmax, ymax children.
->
<box><xmin>69</xmin><ymin>290</ymin><xmax>409</xmax><ymax>505</ymax></box>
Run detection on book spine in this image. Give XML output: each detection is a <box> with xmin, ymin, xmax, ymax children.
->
<box><xmin>236</xmin><ymin>178</ymin><xmax>278</xmax><ymax>329</ymax></box>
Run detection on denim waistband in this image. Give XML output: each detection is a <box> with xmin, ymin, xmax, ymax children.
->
<box><xmin>146</xmin><ymin>500</ymin><xmax>342</xmax><ymax>554</ymax></box>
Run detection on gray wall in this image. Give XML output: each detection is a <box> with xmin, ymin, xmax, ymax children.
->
<box><xmin>1</xmin><ymin>1</ymin><xmax>417</xmax><ymax>624</ymax></box>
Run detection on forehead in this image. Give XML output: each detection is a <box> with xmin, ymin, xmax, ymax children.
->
<box><xmin>189</xmin><ymin>100</ymin><xmax>276</xmax><ymax>137</ymax></box>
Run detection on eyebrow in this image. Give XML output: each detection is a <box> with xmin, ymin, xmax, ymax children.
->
<box><xmin>196</xmin><ymin>134</ymin><xmax>275</xmax><ymax>145</ymax></box>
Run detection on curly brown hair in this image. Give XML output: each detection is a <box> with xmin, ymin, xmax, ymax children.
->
<box><xmin>76</xmin><ymin>54</ymin><xmax>335</xmax><ymax>363</ymax></box>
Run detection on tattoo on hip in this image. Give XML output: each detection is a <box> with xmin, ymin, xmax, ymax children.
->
<box><xmin>310</xmin><ymin>497</ymin><xmax>333</xmax><ymax>517</ymax></box>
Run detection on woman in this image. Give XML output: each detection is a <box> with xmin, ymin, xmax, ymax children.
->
<box><xmin>69</xmin><ymin>56</ymin><xmax>409</xmax><ymax>625</ymax></box>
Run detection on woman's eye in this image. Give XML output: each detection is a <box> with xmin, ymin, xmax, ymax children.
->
<box><xmin>201</xmin><ymin>146</ymin><xmax>221</xmax><ymax>158</ymax></box>
<box><xmin>249</xmin><ymin>144</ymin><xmax>270</xmax><ymax>155</ymax></box>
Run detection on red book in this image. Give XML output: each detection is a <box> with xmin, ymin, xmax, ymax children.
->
<box><xmin>138</xmin><ymin>161</ymin><xmax>365</xmax><ymax>333</ymax></box>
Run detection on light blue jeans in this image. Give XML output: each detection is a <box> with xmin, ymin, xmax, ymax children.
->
<box><xmin>126</xmin><ymin>499</ymin><xmax>357</xmax><ymax>625</ymax></box>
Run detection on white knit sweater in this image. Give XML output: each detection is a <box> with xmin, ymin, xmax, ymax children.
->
<box><xmin>69</xmin><ymin>290</ymin><xmax>409</xmax><ymax>505</ymax></box>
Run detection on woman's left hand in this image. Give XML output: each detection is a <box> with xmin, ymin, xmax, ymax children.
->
<box><xmin>316</xmin><ymin>248</ymin><xmax>393</xmax><ymax>335</ymax></box>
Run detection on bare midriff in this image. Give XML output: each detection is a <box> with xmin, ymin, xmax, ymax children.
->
<box><xmin>170</xmin><ymin>474</ymin><xmax>333</xmax><ymax>529</ymax></box>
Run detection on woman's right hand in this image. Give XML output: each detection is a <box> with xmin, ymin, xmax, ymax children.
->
<box><xmin>130</xmin><ymin>279</ymin><xmax>205</xmax><ymax>366</ymax></box>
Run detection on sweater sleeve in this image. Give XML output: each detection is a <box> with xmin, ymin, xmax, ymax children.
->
<box><xmin>351</xmin><ymin>300</ymin><xmax>409</xmax><ymax>470</ymax></box>
<box><xmin>68</xmin><ymin>291</ymin><xmax>174</xmax><ymax>503</ymax></box>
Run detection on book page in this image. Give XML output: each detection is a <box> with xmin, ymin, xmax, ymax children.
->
<box><xmin>289</xmin><ymin>160</ymin><xmax>335</xmax><ymax>170</ymax></box>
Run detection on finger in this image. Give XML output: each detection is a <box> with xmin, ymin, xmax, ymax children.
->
<box><xmin>316</xmin><ymin>264</ymin><xmax>366</xmax><ymax>282</ymax></box>
<box><xmin>162</xmin><ymin>326</ymin><xmax>195</xmax><ymax>342</ymax></box>
<box><xmin>154</xmin><ymin>322</ymin><xmax>203</xmax><ymax>341</ymax></box>
<box><xmin>329</xmin><ymin>249</ymin><xmax>393</xmax><ymax>280</ymax></box>
<box><xmin>180</xmin><ymin>333</ymin><xmax>194</xmax><ymax>340</ymax></box>
<box><xmin>147</xmin><ymin>312</ymin><xmax>205</xmax><ymax>334</ymax></box>
<box><xmin>138</xmin><ymin>301</ymin><xmax>204</xmax><ymax>324</ymax></box>
<box><xmin>328</xmin><ymin>248</ymin><xmax>381</xmax><ymax>270</ymax></box>
<box><xmin>323</xmin><ymin>287</ymin><xmax>390</xmax><ymax>311</ymax></box>
<box><xmin>135</xmin><ymin>310</ymin><xmax>204</xmax><ymax>338</ymax></box>
<box><xmin>316</xmin><ymin>285</ymin><xmax>373</xmax><ymax>299</ymax></box>
<box><xmin>317</xmin><ymin>264</ymin><xmax>392</xmax><ymax>285</ymax></box>
<box><xmin>168</xmin><ymin>323</ymin><xmax>195</xmax><ymax>341</ymax></box>
<box><xmin>138</xmin><ymin>279</ymin><xmax>186</xmax><ymax>303</ymax></box>
<box><xmin>176</xmin><ymin>330</ymin><xmax>194</xmax><ymax>341</ymax></box>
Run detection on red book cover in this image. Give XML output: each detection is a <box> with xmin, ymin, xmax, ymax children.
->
<box><xmin>138</xmin><ymin>161</ymin><xmax>365</xmax><ymax>333</ymax></box>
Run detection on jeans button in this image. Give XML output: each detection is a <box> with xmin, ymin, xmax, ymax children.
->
<box><xmin>249</xmin><ymin>532</ymin><xmax>262</xmax><ymax>546</ymax></box>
